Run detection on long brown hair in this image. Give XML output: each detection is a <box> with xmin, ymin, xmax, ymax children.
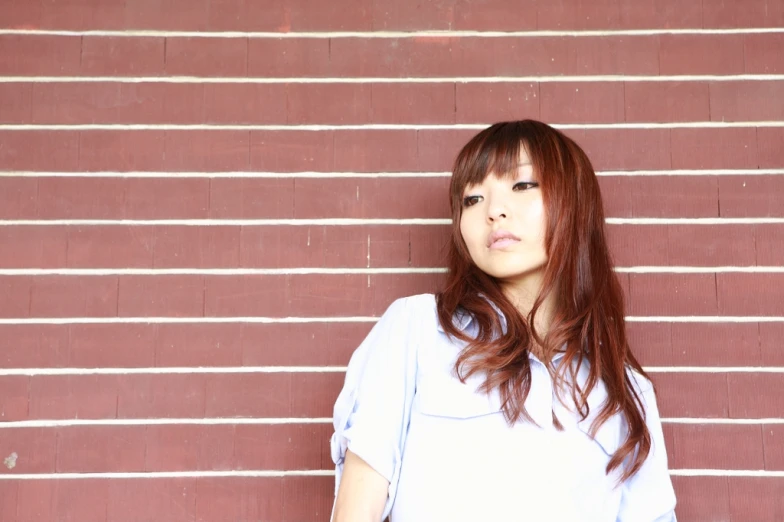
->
<box><xmin>436</xmin><ymin>120</ymin><xmax>651</xmax><ymax>482</ymax></box>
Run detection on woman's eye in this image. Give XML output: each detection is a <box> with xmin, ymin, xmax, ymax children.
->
<box><xmin>513</xmin><ymin>181</ymin><xmax>539</xmax><ymax>191</ymax></box>
<box><xmin>462</xmin><ymin>195</ymin><xmax>482</xmax><ymax>208</ymax></box>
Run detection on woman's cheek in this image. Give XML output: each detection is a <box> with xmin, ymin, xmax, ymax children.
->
<box><xmin>523</xmin><ymin>197</ymin><xmax>546</xmax><ymax>238</ymax></box>
<box><xmin>458</xmin><ymin>224</ymin><xmax>475</xmax><ymax>264</ymax></box>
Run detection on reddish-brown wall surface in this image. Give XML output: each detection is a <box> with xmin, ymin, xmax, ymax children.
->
<box><xmin>1</xmin><ymin>1</ymin><xmax>783</xmax><ymax>520</ymax></box>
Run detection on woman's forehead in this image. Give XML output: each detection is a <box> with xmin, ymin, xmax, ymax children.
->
<box><xmin>465</xmin><ymin>160</ymin><xmax>536</xmax><ymax>189</ymax></box>
<box><xmin>463</xmin><ymin>142</ymin><xmax>526</xmax><ymax>179</ymax></box>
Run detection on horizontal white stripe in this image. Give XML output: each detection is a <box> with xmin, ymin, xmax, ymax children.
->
<box><xmin>0</xmin><ymin>170</ymin><xmax>450</xmax><ymax>178</ymax></box>
<box><xmin>0</xmin><ymin>366</ymin><xmax>781</xmax><ymax>377</ymax></box>
<box><xmin>645</xmin><ymin>367</ymin><xmax>784</xmax><ymax>373</ymax></box>
<box><xmin>4</xmin><ymin>169</ymin><xmax>784</xmax><ymax>178</ymax></box>
<box><xmin>1</xmin><ymin>121</ymin><xmax>782</xmax><ymax>131</ymax></box>
<box><xmin>0</xmin><ymin>316</ymin><xmax>380</xmax><ymax>324</ymax></box>
<box><xmin>601</xmin><ymin>169</ymin><xmax>784</xmax><ymax>177</ymax></box>
<box><xmin>0</xmin><ymin>316</ymin><xmax>782</xmax><ymax>325</ymax></box>
<box><xmin>606</xmin><ymin>218</ymin><xmax>784</xmax><ymax>225</ymax></box>
<box><xmin>614</xmin><ymin>267</ymin><xmax>784</xmax><ymax>274</ymax></box>
<box><xmin>1</xmin><ymin>218</ymin><xmax>782</xmax><ymax>226</ymax></box>
<box><xmin>596</xmin><ymin>169</ymin><xmax>784</xmax><ymax>177</ymax></box>
<box><xmin>0</xmin><ymin>366</ymin><xmax>348</xmax><ymax>376</ymax></box>
<box><xmin>626</xmin><ymin>316</ymin><xmax>784</xmax><ymax>323</ymax></box>
<box><xmin>0</xmin><ymin>470</ymin><xmax>780</xmax><ymax>479</ymax></box>
<box><xmin>0</xmin><ymin>218</ymin><xmax>451</xmax><ymax>226</ymax></box>
<box><xmin>0</xmin><ymin>266</ymin><xmax>780</xmax><ymax>276</ymax></box>
<box><xmin>663</xmin><ymin>418</ymin><xmax>784</xmax><ymax>425</ymax></box>
<box><xmin>0</xmin><ymin>470</ymin><xmax>335</xmax><ymax>480</ymax></box>
<box><xmin>669</xmin><ymin>470</ymin><xmax>784</xmax><ymax>477</ymax></box>
<box><xmin>1</xmin><ymin>75</ymin><xmax>783</xmax><ymax>84</ymax></box>
<box><xmin>0</xmin><ymin>418</ymin><xmax>334</xmax><ymax>428</ymax></box>
<box><xmin>0</xmin><ymin>268</ymin><xmax>448</xmax><ymax>276</ymax></box>
<box><xmin>0</xmin><ymin>417</ymin><xmax>780</xmax><ymax>429</ymax></box>
<box><xmin>2</xmin><ymin>28</ymin><xmax>783</xmax><ymax>38</ymax></box>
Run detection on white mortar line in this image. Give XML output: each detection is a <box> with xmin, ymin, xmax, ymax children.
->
<box><xmin>625</xmin><ymin>316</ymin><xmax>784</xmax><ymax>323</ymax></box>
<box><xmin>1</xmin><ymin>217</ymin><xmax>783</xmax><ymax>226</ymax></box>
<box><xmin>0</xmin><ymin>366</ymin><xmax>781</xmax><ymax>376</ymax></box>
<box><xmin>0</xmin><ymin>470</ymin><xmax>335</xmax><ymax>479</ymax></box>
<box><xmin>0</xmin><ymin>418</ymin><xmax>334</xmax><ymax>427</ymax></box>
<box><xmin>0</xmin><ymin>470</ymin><xmax>780</xmax><ymax>479</ymax></box>
<box><xmin>0</xmin><ymin>75</ymin><xmax>783</xmax><ymax>84</ymax></box>
<box><xmin>668</xmin><ymin>470</ymin><xmax>784</xmax><ymax>477</ymax></box>
<box><xmin>1</xmin><ymin>121</ymin><xmax>782</xmax><ymax>130</ymax></box>
<box><xmin>0</xmin><ymin>267</ymin><xmax>781</xmax><ymax>276</ymax></box>
<box><xmin>3</xmin><ymin>169</ymin><xmax>784</xmax><ymax>178</ymax></box>
<box><xmin>0</xmin><ymin>316</ymin><xmax>782</xmax><ymax>325</ymax></box>
<box><xmin>0</xmin><ymin>417</ymin><xmax>781</xmax><ymax>429</ymax></box>
<box><xmin>2</xmin><ymin>28</ymin><xmax>784</xmax><ymax>37</ymax></box>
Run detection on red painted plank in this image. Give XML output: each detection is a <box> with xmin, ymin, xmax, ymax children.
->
<box><xmin>703</xmin><ymin>0</ymin><xmax>784</xmax><ymax>29</ymax></box>
<box><xmin>4</xmin><ymin>476</ymin><xmax>781</xmax><ymax>522</ymax></box>
<box><xmin>0</xmin><ymin>423</ymin><xmax>773</xmax><ymax>474</ymax></box>
<box><xmin>81</xmin><ymin>36</ymin><xmax>165</xmax><ymax>76</ymax></box>
<box><xmin>3</xmin><ymin>273</ymin><xmax>781</xmax><ymax>318</ymax></box>
<box><xmin>0</xmin><ymin>319</ymin><xmax>777</xmax><ymax>369</ymax></box>
<box><xmin>2</xmin><ymin>371</ymin><xmax>783</xmax><ymax>420</ymax></box>
<box><xmin>11</xmin><ymin>0</ymin><xmax>783</xmax><ymax>31</ymax></box>
<box><xmin>2</xmin><ymin>80</ymin><xmax>780</xmax><ymax>125</ymax></box>
<box><xmin>745</xmin><ymin>34</ymin><xmax>784</xmax><ymax>74</ymax></box>
<box><xmin>659</xmin><ymin>34</ymin><xmax>745</xmax><ymax>75</ymax></box>
<box><xmin>4</xmin><ymin>33</ymin><xmax>780</xmax><ymax>79</ymax></box>
<box><xmin>14</xmin><ymin>174</ymin><xmax>782</xmax><ymax>221</ymax></box>
<box><xmin>624</xmin><ymin>82</ymin><xmax>710</xmax><ymax>122</ymax></box>
<box><xmin>0</xmin><ymin>128</ymin><xmax>771</xmax><ymax>172</ymax></box>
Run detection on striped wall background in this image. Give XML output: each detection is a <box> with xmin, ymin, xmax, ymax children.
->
<box><xmin>0</xmin><ymin>0</ymin><xmax>783</xmax><ymax>520</ymax></box>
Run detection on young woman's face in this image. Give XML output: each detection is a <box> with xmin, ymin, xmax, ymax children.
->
<box><xmin>459</xmin><ymin>146</ymin><xmax>548</xmax><ymax>288</ymax></box>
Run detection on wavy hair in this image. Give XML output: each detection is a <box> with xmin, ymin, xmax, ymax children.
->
<box><xmin>436</xmin><ymin>120</ymin><xmax>651</xmax><ymax>482</ymax></box>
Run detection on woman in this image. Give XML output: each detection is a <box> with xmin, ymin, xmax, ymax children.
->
<box><xmin>329</xmin><ymin>120</ymin><xmax>677</xmax><ymax>522</ymax></box>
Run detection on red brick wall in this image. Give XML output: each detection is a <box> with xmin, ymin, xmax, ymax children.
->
<box><xmin>1</xmin><ymin>1</ymin><xmax>783</xmax><ymax>520</ymax></box>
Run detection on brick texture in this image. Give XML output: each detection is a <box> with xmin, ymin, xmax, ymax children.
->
<box><xmin>0</xmin><ymin>1</ymin><xmax>781</xmax><ymax>521</ymax></box>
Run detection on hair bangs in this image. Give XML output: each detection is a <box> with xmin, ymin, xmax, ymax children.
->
<box><xmin>451</xmin><ymin>123</ymin><xmax>530</xmax><ymax>211</ymax></box>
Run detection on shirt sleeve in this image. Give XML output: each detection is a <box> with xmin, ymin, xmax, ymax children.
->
<box><xmin>617</xmin><ymin>373</ymin><xmax>678</xmax><ymax>522</ymax></box>
<box><xmin>330</xmin><ymin>296</ymin><xmax>420</xmax><ymax>520</ymax></box>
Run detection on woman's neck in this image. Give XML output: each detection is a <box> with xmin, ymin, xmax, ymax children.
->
<box><xmin>501</xmin><ymin>271</ymin><xmax>558</xmax><ymax>344</ymax></box>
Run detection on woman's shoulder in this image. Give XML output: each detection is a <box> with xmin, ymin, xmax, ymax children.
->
<box><xmin>387</xmin><ymin>292</ymin><xmax>437</xmax><ymax>310</ymax></box>
<box><xmin>373</xmin><ymin>293</ymin><xmax>463</xmax><ymax>365</ymax></box>
<box><xmin>625</xmin><ymin>367</ymin><xmax>655</xmax><ymax>395</ymax></box>
<box><xmin>348</xmin><ymin>294</ymin><xmax>440</xmax><ymax>365</ymax></box>
<box><xmin>380</xmin><ymin>293</ymin><xmax>439</xmax><ymax>325</ymax></box>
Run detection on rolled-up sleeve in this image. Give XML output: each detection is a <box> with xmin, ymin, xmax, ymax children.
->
<box><xmin>330</xmin><ymin>296</ymin><xmax>420</xmax><ymax>519</ymax></box>
<box><xmin>617</xmin><ymin>374</ymin><xmax>678</xmax><ymax>521</ymax></box>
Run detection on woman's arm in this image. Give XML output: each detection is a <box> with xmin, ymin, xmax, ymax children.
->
<box><xmin>617</xmin><ymin>374</ymin><xmax>678</xmax><ymax>521</ymax></box>
<box><xmin>331</xmin><ymin>450</ymin><xmax>389</xmax><ymax>522</ymax></box>
<box><xmin>330</xmin><ymin>296</ymin><xmax>424</xmax><ymax>521</ymax></box>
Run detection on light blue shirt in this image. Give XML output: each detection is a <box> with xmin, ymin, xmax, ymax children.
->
<box><xmin>331</xmin><ymin>294</ymin><xmax>677</xmax><ymax>522</ymax></box>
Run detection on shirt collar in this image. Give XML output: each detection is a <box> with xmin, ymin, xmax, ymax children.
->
<box><xmin>437</xmin><ymin>297</ymin><xmax>567</xmax><ymax>364</ymax></box>
<box><xmin>436</xmin><ymin>294</ymin><xmax>506</xmax><ymax>334</ymax></box>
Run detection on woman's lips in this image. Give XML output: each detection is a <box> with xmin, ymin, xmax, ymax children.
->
<box><xmin>488</xmin><ymin>229</ymin><xmax>521</xmax><ymax>249</ymax></box>
<box><xmin>489</xmin><ymin>237</ymin><xmax>520</xmax><ymax>249</ymax></box>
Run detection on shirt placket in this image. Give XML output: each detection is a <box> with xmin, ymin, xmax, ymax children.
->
<box><xmin>527</xmin><ymin>354</ymin><xmax>557</xmax><ymax>430</ymax></box>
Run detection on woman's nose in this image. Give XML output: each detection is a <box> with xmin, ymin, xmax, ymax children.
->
<box><xmin>487</xmin><ymin>200</ymin><xmax>509</xmax><ymax>222</ymax></box>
